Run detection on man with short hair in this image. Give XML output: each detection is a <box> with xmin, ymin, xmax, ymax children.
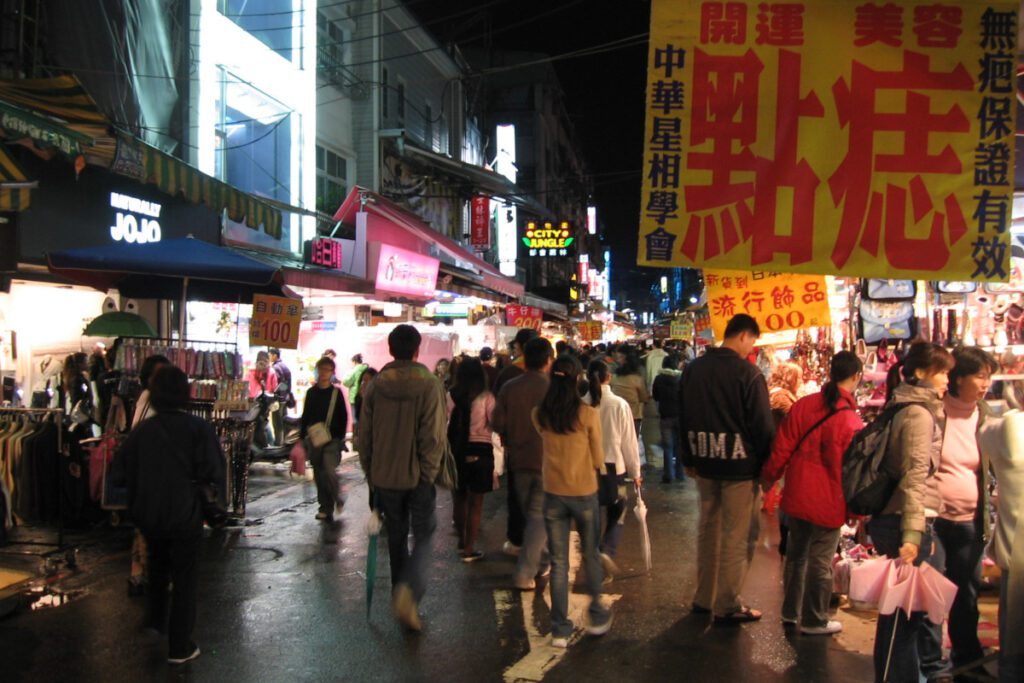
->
<box><xmin>492</xmin><ymin>337</ymin><xmax>554</xmax><ymax>590</ymax></box>
<box><xmin>268</xmin><ymin>348</ymin><xmax>293</xmax><ymax>445</ymax></box>
<box><xmin>358</xmin><ymin>324</ymin><xmax>447</xmax><ymax>632</ymax></box>
<box><xmin>678</xmin><ymin>314</ymin><xmax>774</xmax><ymax>624</ymax></box>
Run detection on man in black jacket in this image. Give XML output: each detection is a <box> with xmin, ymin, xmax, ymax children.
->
<box><xmin>678</xmin><ymin>314</ymin><xmax>774</xmax><ymax>625</ymax></box>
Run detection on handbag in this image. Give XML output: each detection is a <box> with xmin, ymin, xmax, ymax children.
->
<box><xmin>290</xmin><ymin>440</ymin><xmax>307</xmax><ymax>477</ymax></box>
<box><xmin>308</xmin><ymin>388</ymin><xmax>338</xmax><ymax>448</ymax></box>
<box><xmin>858</xmin><ymin>300</ymin><xmax>917</xmax><ymax>344</ymax></box>
<box><xmin>863</xmin><ymin>279</ymin><xmax>916</xmax><ymax>301</ymax></box>
<box><xmin>436</xmin><ymin>441</ymin><xmax>459</xmax><ymax>490</ymax></box>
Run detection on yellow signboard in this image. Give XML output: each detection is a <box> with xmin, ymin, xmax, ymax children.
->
<box><xmin>638</xmin><ymin>0</ymin><xmax>1016</xmax><ymax>282</ymax></box>
<box><xmin>249</xmin><ymin>294</ymin><xmax>302</xmax><ymax>350</ymax></box>
<box><xmin>670</xmin><ymin>319</ymin><xmax>693</xmax><ymax>339</ymax></box>
<box><xmin>704</xmin><ymin>269</ymin><xmax>831</xmax><ymax>339</ymax></box>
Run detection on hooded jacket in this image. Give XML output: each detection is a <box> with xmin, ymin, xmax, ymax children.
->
<box><xmin>357</xmin><ymin>359</ymin><xmax>447</xmax><ymax>491</ymax></box>
<box><xmin>678</xmin><ymin>347</ymin><xmax>775</xmax><ymax>480</ymax></box>
<box><xmin>762</xmin><ymin>388</ymin><xmax>865</xmax><ymax>528</ymax></box>
<box><xmin>880</xmin><ymin>382</ymin><xmax>944</xmax><ymax>547</ymax></box>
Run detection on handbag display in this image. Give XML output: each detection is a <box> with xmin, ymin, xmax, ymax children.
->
<box><xmin>859</xmin><ymin>300</ymin><xmax>917</xmax><ymax>344</ymax></box>
<box><xmin>863</xmin><ymin>279</ymin><xmax>916</xmax><ymax>301</ymax></box>
<box><xmin>934</xmin><ymin>281</ymin><xmax>977</xmax><ymax>294</ymax></box>
<box><xmin>307</xmin><ymin>388</ymin><xmax>338</xmax><ymax>448</ymax></box>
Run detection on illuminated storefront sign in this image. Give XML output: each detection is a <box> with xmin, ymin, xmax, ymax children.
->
<box><xmin>373</xmin><ymin>243</ymin><xmax>440</xmax><ymax>298</ymax></box>
<box><xmin>523</xmin><ymin>221</ymin><xmax>574</xmax><ymax>257</ymax></box>
<box><xmin>495</xmin><ymin>124</ymin><xmax>518</xmax><ymax>276</ymax></box>
<box><xmin>109</xmin><ymin>192</ymin><xmax>162</xmax><ymax>244</ymax></box>
<box><xmin>304</xmin><ymin>236</ymin><xmax>343</xmax><ymax>270</ymax></box>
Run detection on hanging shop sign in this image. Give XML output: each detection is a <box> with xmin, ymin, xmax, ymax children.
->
<box><xmin>373</xmin><ymin>242</ymin><xmax>440</xmax><ymax>299</ymax></box>
<box><xmin>670</xmin><ymin>318</ymin><xmax>693</xmax><ymax>339</ymax></box>
<box><xmin>303</xmin><ymin>236</ymin><xmax>344</xmax><ymax>270</ymax></box>
<box><xmin>576</xmin><ymin>321</ymin><xmax>603</xmax><ymax>342</ymax></box>
<box><xmin>524</xmin><ymin>220</ymin><xmax>574</xmax><ymax>257</ymax></box>
<box><xmin>705</xmin><ymin>269</ymin><xmax>831</xmax><ymax>339</ymax></box>
<box><xmin>506</xmin><ymin>304</ymin><xmax>543</xmax><ymax>330</ymax></box>
<box><xmin>426</xmin><ymin>302</ymin><xmax>470</xmax><ymax>318</ymax></box>
<box><xmin>470</xmin><ymin>195</ymin><xmax>491</xmax><ymax>249</ymax></box>
<box><xmin>638</xmin><ymin>0</ymin><xmax>1017</xmax><ymax>282</ymax></box>
<box><xmin>249</xmin><ymin>294</ymin><xmax>302</xmax><ymax>350</ymax></box>
<box><xmin>109</xmin><ymin>192</ymin><xmax>161</xmax><ymax>244</ymax></box>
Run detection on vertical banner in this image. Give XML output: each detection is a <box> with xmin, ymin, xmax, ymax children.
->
<box><xmin>249</xmin><ymin>295</ymin><xmax>303</xmax><ymax>349</ymax></box>
<box><xmin>470</xmin><ymin>195</ymin><xmax>491</xmax><ymax>248</ymax></box>
<box><xmin>638</xmin><ymin>0</ymin><xmax>1016</xmax><ymax>282</ymax></box>
<box><xmin>704</xmin><ymin>269</ymin><xmax>831</xmax><ymax>339</ymax></box>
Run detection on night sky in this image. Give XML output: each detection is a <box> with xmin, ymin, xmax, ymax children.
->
<box><xmin>410</xmin><ymin>0</ymin><xmax>658</xmax><ymax>308</ymax></box>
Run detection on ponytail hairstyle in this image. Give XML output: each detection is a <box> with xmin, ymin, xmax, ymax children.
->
<box><xmin>822</xmin><ymin>351</ymin><xmax>863</xmax><ymax>411</ymax></box>
<box><xmin>885</xmin><ymin>340</ymin><xmax>954</xmax><ymax>402</ymax></box>
<box><xmin>537</xmin><ymin>354</ymin><xmax>583</xmax><ymax>434</ymax></box>
<box><xmin>587</xmin><ymin>359</ymin><xmax>610</xmax><ymax>407</ymax></box>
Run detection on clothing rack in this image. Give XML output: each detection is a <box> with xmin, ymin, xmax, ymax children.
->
<box><xmin>0</xmin><ymin>407</ymin><xmax>77</xmax><ymax>569</ymax></box>
<box><xmin>118</xmin><ymin>336</ymin><xmax>238</xmax><ymax>349</ymax></box>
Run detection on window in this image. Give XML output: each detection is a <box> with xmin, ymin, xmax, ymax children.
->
<box><xmin>316</xmin><ymin>145</ymin><xmax>348</xmax><ymax>214</ymax></box>
<box><xmin>317</xmin><ymin>11</ymin><xmax>350</xmax><ymax>81</ymax></box>
<box><xmin>218</xmin><ymin>0</ymin><xmax>295</xmax><ymax>62</ymax></box>
<box><xmin>381</xmin><ymin>68</ymin><xmax>389</xmax><ymax>119</ymax></box>
<box><xmin>215</xmin><ymin>71</ymin><xmax>292</xmax><ymax>205</ymax></box>
<box><xmin>396</xmin><ymin>78</ymin><xmax>406</xmax><ymax>122</ymax></box>
<box><xmin>424</xmin><ymin>103</ymin><xmax>433</xmax><ymax>150</ymax></box>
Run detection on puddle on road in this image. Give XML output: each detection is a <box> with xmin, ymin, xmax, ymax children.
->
<box><xmin>27</xmin><ymin>587</ymin><xmax>87</xmax><ymax>611</ymax></box>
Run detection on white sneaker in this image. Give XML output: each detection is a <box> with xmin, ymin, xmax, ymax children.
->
<box><xmin>800</xmin><ymin>620</ymin><xmax>842</xmax><ymax>635</ymax></box>
<box><xmin>503</xmin><ymin>541</ymin><xmax>521</xmax><ymax>557</ymax></box>
<box><xmin>551</xmin><ymin>636</ymin><xmax>568</xmax><ymax>648</ymax></box>
<box><xmin>586</xmin><ymin>612</ymin><xmax>614</xmax><ymax>636</ymax></box>
<box><xmin>168</xmin><ymin>645</ymin><xmax>201</xmax><ymax>665</ymax></box>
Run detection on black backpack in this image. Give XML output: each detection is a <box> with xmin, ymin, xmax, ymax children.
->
<box><xmin>841</xmin><ymin>402</ymin><xmax>923</xmax><ymax>516</ymax></box>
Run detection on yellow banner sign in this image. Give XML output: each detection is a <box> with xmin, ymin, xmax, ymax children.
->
<box><xmin>670</xmin><ymin>319</ymin><xmax>693</xmax><ymax>339</ymax></box>
<box><xmin>249</xmin><ymin>294</ymin><xmax>302</xmax><ymax>350</ymax></box>
<box><xmin>638</xmin><ymin>0</ymin><xmax>1016</xmax><ymax>282</ymax></box>
<box><xmin>705</xmin><ymin>270</ymin><xmax>831</xmax><ymax>339</ymax></box>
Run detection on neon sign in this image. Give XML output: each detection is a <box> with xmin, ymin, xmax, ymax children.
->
<box><xmin>523</xmin><ymin>221</ymin><xmax>574</xmax><ymax>257</ymax></box>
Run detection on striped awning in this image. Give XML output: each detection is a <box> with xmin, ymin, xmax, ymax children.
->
<box><xmin>0</xmin><ymin>144</ymin><xmax>32</xmax><ymax>211</ymax></box>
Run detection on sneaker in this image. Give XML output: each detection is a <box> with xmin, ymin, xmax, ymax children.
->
<box><xmin>315</xmin><ymin>511</ymin><xmax>330</xmax><ymax>521</ymax></box>
<box><xmin>392</xmin><ymin>584</ymin><xmax>422</xmax><ymax>632</ymax></box>
<box><xmin>599</xmin><ymin>552</ymin><xmax>619</xmax><ymax>578</ymax></box>
<box><xmin>551</xmin><ymin>636</ymin><xmax>569</xmax><ymax>649</ymax></box>
<box><xmin>800</xmin><ymin>620</ymin><xmax>842</xmax><ymax>636</ymax></box>
<box><xmin>587</xmin><ymin>612</ymin><xmax>614</xmax><ymax>636</ymax></box>
<box><xmin>461</xmin><ymin>550</ymin><xmax>484</xmax><ymax>563</ymax></box>
<box><xmin>503</xmin><ymin>541</ymin><xmax>521</xmax><ymax>557</ymax></box>
<box><xmin>781</xmin><ymin>616</ymin><xmax>798</xmax><ymax>626</ymax></box>
<box><xmin>168</xmin><ymin>644</ymin><xmax>201</xmax><ymax>665</ymax></box>
<box><xmin>513</xmin><ymin>578</ymin><xmax>536</xmax><ymax>591</ymax></box>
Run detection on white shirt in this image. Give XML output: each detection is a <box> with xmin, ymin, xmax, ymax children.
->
<box><xmin>584</xmin><ymin>384</ymin><xmax>641</xmax><ymax>479</ymax></box>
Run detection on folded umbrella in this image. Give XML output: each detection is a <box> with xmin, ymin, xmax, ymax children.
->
<box><xmin>633</xmin><ymin>482</ymin><xmax>652</xmax><ymax>571</ymax></box>
<box><xmin>365</xmin><ymin>504</ymin><xmax>382</xmax><ymax>619</ymax></box>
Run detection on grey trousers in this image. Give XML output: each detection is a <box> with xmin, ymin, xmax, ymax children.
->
<box><xmin>781</xmin><ymin>516</ymin><xmax>841</xmax><ymax>628</ymax></box>
<box><xmin>307</xmin><ymin>438</ymin><xmax>342</xmax><ymax>513</ymax></box>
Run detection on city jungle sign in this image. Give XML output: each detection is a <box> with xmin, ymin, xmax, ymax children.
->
<box><xmin>638</xmin><ymin>0</ymin><xmax>1017</xmax><ymax>282</ymax></box>
<box><xmin>523</xmin><ymin>221</ymin><xmax>575</xmax><ymax>257</ymax></box>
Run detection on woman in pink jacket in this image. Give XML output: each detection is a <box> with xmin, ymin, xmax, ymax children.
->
<box><xmin>762</xmin><ymin>351</ymin><xmax>865</xmax><ymax>636</ymax></box>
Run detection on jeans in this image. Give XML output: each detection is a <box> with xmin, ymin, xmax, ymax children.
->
<box><xmin>544</xmin><ymin>493</ymin><xmax>610</xmax><ymax>638</ymax></box>
<box><xmin>933</xmin><ymin>518</ymin><xmax>986</xmax><ymax>670</ymax></box>
<box><xmin>694</xmin><ymin>478</ymin><xmax>760</xmax><ymax>616</ymax></box>
<box><xmin>513</xmin><ymin>470</ymin><xmax>548</xmax><ymax>584</ymax></box>
<box><xmin>867</xmin><ymin>514</ymin><xmax>936</xmax><ymax>683</ymax></box>
<box><xmin>659</xmin><ymin>417</ymin><xmax>684</xmax><ymax>481</ymax></box>
<box><xmin>144</xmin><ymin>535</ymin><xmax>201</xmax><ymax>657</ymax></box>
<box><xmin>377</xmin><ymin>480</ymin><xmax>437</xmax><ymax>602</ymax></box>
<box><xmin>782</xmin><ymin>516</ymin><xmax>840</xmax><ymax>628</ymax></box>
<box><xmin>307</xmin><ymin>438</ymin><xmax>342</xmax><ymax>515</ymax></box>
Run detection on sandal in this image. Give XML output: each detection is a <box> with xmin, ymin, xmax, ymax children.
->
<box><xmin>713</xmin><ymin>607</ymin><xmax>763</xmax><ymax>625</ymax></box>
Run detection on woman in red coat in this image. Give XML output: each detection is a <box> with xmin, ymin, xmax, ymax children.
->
<box><xmin>762</xmin><ymin>351</ymin><xmax>864</xmax><ymax>636</ymax></box>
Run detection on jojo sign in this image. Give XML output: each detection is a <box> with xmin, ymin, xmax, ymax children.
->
<box><xmin>638</xmin><ymin>0</ymin><xmax>1016</xmax><ymax>282</ymax></box>
<box><xmin>249</xmin><ymin>294</ymin><xmax>302</xmax><ymax>350</ymax></box>
<box><xmin>524</xmin><ymin>221</ymin><xmax>574</xmax><ymax>257</ymax></box>
<box><xmin>704</xmin><ymin>269</ymin><xmax>831</xmax><ymax>339</ymax></box>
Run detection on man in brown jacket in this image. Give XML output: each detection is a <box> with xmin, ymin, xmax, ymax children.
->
<box><xmin>358</xmin><ymin>324</ymin><xmax>447</xmax><ymax>632</ymax></box>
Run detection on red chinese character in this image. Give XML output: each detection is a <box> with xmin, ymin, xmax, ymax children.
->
<box><xmin>828</xmin><ymin>52</ymin><xmax>972</xmax><ymax>271</ymax></box>
<box><xmin>722</xmin><ymin>276</ymin><xmax>733</xmax><ymax>289</ymax></box>
<box><xmin>755</xmin><ymin>3</ymin><xmax>805</xmax><ymax>46</ymax></box>
<box><xmin>700</xmin><ymin>2</ymin><xmax>747</xmax><ymax>44</ymax></box>
<box><xmin>912</xmin><ymin>5</ymin><xmax>962</xmax><ymax>48</ymax></box>
<box><xmin>801</xmin><ymin>281</ymin><xmax>825</xmax><ymax>303</ymax></box>
<box><xmin>736</xmin><ymin>276</ymin><xmax>749</xmax><ymax>288</ymax></box>
<box><xmin>771</xmin><ymin>285</ymin><xmax>794</xmax><ymax>309</ymax></box>
<box><xmin>705</xmin><ymin>274</ymin><xmax>719</xmax><ymax>286</ymax></box>
<box><xmin>742</xmin><ymin>289</ymin><xmax>764</xmax><ymax>313</ymax></box>
<box><xmin>711</xmin><ymin>294</ymin><xmax>737</xmax><ymax>318</ymax></box>
<box><xmin>854</xmin><ymin>3</ymin><xmax>903</xmax><ymax>47</ymax></box>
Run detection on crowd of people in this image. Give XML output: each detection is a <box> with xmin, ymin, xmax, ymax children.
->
<box><xmin>106</xmin><ymin>315</ymin><xmax>1021</xmax><ymax>682</ymax></box>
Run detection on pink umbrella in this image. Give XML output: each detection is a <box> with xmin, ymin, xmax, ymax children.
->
<box><xmin>850</xmin><ymin>558</ymin><xmax>957</xmax><ymax>625</ymax></box>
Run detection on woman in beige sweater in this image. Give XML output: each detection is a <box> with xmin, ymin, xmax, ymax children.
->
<box><xmin>533</xmin><ymin>354</ymin><xmax>612</xmax><ymax>648</ymax></box>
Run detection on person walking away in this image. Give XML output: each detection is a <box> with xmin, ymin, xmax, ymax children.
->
<box><xmin>300</xmin><ymin>357</ymin><xmax>347</xmax><ymax>522</ymax></box>
<box><xmin>534</xmin><ymin>354</ymin><xmax>612</xmax><ymax>647</ymax></box>
<box><xmin>358</xmin><ymin>325</ymin><xmax>447</xmax><ymax>632</ymax></box>
<box><xmin>928</xmin><ymin>347</ymin><xmax>999</xmax><ymax>677</ymax></box>
<box><xmin>867</xmin><ymin>341</ymin><xmax>953</xmax><ymax>683</ymax></box>
<box><xmin>114</xmin><ymin>365</ymin><xmax>225</xmax><ymax>665</ymax></box>
<box><xmin>644</xmin><ymin>339</ymin><xmax>668</xmax><ymax>392</ymax></box>
<box><xmin>652</xmin><ymin>353</ymin><xmax>684</xmax><ymax>483</ymax></box>
<box><xmin>678</xmin><ymin>313</ymin><xmax>775</xmax><ymax>624</ymax></box>
<box><xmin>343</xmin><ymin>354</ymin><xmax>369</xmax><ymax>437</ymax></box>
<box><xmin>353</xmin><ymin>367</ymin><xmax>377</xmax><ymax>442</ymax></box>
<box><xmin>479</xmin><ymin>346</ymin><xmax>499</xmax><ymax>390</ymax></box>
<box><xmin>767</xmin><ymin>361</ymin><xmax>804</xmax><ymax>557</ymax></box>
<box><xmin>493</xmin><ymin>337</ymin><xmax>553</xmax><ymax>591</ymax></box>
<box><xmin>447</xmin><ymin>357</ymin><xmax>496</xmax><ymax>562</ymax></box>
<box><xmin>584</xmin><ymin>360</ymin><xmax>641</xmax><ymax>579</ymax></box>
<box><xmin>268</xmin><ymin>348</ymin><xmax>293</xmax><ymax>446</ymax></box>
<box><xmin>761</xmin><ymin>351</ymin><xmax>865</xmax><ymax>636</ymax></box>
<box><xmin>610</xmin><ymin>346</ymin><xmax>650</xmax><ymax>468</ymax></box>
<box><xmin>494</xmin><ymin>328</ymin><xmax>541</xmax><ymax>556</ymax></box>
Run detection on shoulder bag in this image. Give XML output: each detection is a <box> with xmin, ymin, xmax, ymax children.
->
<box><xmin>308</xmin><ymin>388</ymin><xmax>339</xmax><ymax>448</ymax></box>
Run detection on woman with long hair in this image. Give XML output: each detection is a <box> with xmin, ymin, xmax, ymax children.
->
<box><xmin>534</xmin><ymin>354</ymin><xmax>612</xmax><ymax>647</ymax></box>
<box><xmin>869</xmin><ymin>340</ymin><xmax>954</xmax><ymax>683</ymax></box>
<box><xmin>762</xmin><ymin>351</ymin><xmax>865</xmax><ymax>635</ymax></box>
<box><xmin>447</xmin><ymin>357</ymin><xmax>496</xmax><ymax>562</ymax></box>
<box><xmin>584</xmin><ymin>360</ymin><xmax>641</xmax><ymax>578</ymax></box>
<box><xmin>610</xmin><ymin>345</ymin><xmax>650</xmax><ymax>454</ymax></box>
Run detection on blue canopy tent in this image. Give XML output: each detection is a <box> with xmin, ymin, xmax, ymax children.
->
<box><xmin>46</xmin><ymin>237</ymin><xmax>295</xmax><ymax>343</ymax></box>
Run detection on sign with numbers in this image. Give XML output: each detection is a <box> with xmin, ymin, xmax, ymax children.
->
<box><xmin>704</xmin><ymin>269</ymin><xmax>830</xmax><ymax>339</ymax></box>
<box><xmin>506</xmin><ymin>304</ymin><xmax>543</xmax><ymax>330</ymax></box>
<box><xmin>248</xmin><ymin>294</ymin><xmax>303</xmax><ymax>349</ymax></box>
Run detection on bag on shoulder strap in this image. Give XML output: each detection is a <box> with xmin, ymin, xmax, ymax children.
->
<box><xmin>841</xmin><ymin>403</ymin><xmax>920</xmax><ymax>516</ymax></box>
<box><xmin>436</xmin><ymin>441</ymin><xmax>458</xmax><ymax>490</ymax></box>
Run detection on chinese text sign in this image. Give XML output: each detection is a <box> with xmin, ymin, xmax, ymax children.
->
<box><xmin>638</xmin><ymin>0</ymin><xmax>1016</xmax><ymax>282</ymax></box>
<box><xmin>705</xmin><ymin>269</ymin><xmax>831</xmax><ymax>339</ymax></box>
<box><xmin>249</xmin><ymin>294</ymin><xmax>303</xmax><ymax>350</ymax></box>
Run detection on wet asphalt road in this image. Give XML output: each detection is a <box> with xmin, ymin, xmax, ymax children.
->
<box><xmin>0</xmin><ymin>460</ymin><xmax>874</xmax><ymax>682</ymax></box>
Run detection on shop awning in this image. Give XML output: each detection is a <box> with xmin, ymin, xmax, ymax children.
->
<box><xmin>521</xmin><ymin>292</ymin><xmax>569</xmax><ymax>320</ymax></box>
<box><xmin>0</xmin><ymin>77</ymin><xmax>105</xmax><ymax>157</ymax></box>
<box><xmin>334</xmin><ymin>186</ymin><xmax>525</xmax><ymax>300</ymax></box>
<box><xmin>0</xmin><ymin>144</ymin><xmax>33</xmax><ymax>211</ymax></box>
<box><xmin>46</xmin><ymin>237</ymin><xmax>295</xmax><ymax>303</ymax></box>
<box><xmin>230</xmin><ymin>247</ymin><xmax>374</xmax><ymax>296</ymax></box>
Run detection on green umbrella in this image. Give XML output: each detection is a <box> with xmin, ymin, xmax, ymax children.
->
<box><xmin>366</xmin><ymin>506</ymin><xmax>382</xmax><ymax>619</ymax></box>
<box><xmin>83</xmin><ymin>312</ymin><xmax>156</xmax><ymax>338</ymax></box>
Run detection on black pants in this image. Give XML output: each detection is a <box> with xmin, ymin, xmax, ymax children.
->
<box><xmin>144</xmin><ymin>535</ymin><xmax>201</xmax><ymax>658</ymax></box>
<box><xmin>934</xmin><ymin>518</ymin><xmax>986</xmax><ymax>669</ymax></box>
<box><xmin>506</xmin><ymin>470</ymin><xmax>525</xmax><ymax>547</ymax></box>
